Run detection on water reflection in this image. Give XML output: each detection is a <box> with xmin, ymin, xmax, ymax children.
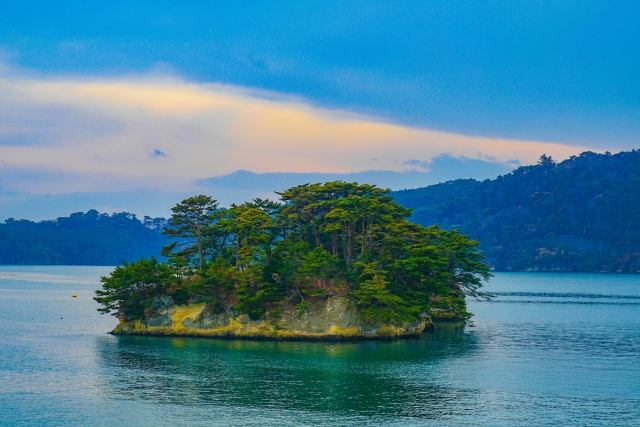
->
<box><xmin>97</xmin><ymin>328</ymin><xmax>477</xmax><ymax>419</ymax></box>
<box><xmin>5</xmin><ymin>268</ymin><xmax>640</xmax><ymax>426</ymax></box>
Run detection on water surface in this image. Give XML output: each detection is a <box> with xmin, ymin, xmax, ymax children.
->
<box><xmin>1</xmin><ymin>267</ymin><xmax>639</xmax><ymax>426</ymax></box>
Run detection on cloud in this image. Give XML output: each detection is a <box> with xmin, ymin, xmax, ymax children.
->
<box><xmin>0</xmin><ymin>73</ymin><xmax>595</xmax><ymax>194</ymax></box>
<box><xmin>403</xmin><ymin>154</ymin><xmax>521</xmax><ymax>174</ymax></box>
<box><xmin>0</xmin><ymin>157</ymin><xmax>515</xmax><ymax>221</ymax></box>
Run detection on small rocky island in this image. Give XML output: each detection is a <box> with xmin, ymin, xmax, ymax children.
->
<box><xmin>96</xmin><ymin>182</ymin><xmax>490</xmax><ymax>340</ymax></box>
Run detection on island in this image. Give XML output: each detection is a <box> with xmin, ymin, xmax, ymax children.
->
<box><xmin>95</xmin><ymin>181</ymin><xmax>490</xmax><ymax>340</ymax></box>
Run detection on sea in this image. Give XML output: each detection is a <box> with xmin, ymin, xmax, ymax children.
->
<box><xmin>1</xmin><ymin>266</ymin><xmax>639</xmax><ymax>426</ymax></box>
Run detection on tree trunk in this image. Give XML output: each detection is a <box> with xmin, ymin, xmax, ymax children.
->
<box><xmin>347</xmin><ymin>223</ymin><xmax>355</xmax><ymax>268</ymax></box>
<box><xmin>332</xmin><ymin>230</ymin><xmax>338</xmax><ymax>255</ymax></box>
<box><xmin>293</xmin><ymin>282</ymin><xmax>304</xmax><ymax>302</ymax></box>
<box><xmin>197</xmin><ymin>225</ymin><xmax>203</xmax><ymax>270</ymax></box>
<box><xmin>312</xmin><ymin>218</ymin><xmax>321</xmax><ymax>247</ymax></box>
<box><xmin>265</xmin><ymin>241</ymin><xmax>272</xmax><ymax>260</ymax></box>
<box><xmin>236</xmin><ymin>232</ymin><xmax>240</xmax><ymax>268</ymax></box>
<box><xmin>361</xmin><ymin>216</ymin><xmax>365</xmax><ymax>256</ymax></box>
<box><xmin>342</xmin><ymin>224</ymin><xmax>347</xmax><ymax>261</ymax></box>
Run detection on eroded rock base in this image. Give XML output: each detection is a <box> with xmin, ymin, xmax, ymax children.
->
<box><xmin>113</xmin><ymin>296</ymin><xmax>433</xmax><ymax>340</ymax></box>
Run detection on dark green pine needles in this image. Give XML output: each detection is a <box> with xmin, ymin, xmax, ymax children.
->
<box><xmin>95</xmin><ymin>181</ymin><xmax>491</xmax><ymax>323</ymax></box>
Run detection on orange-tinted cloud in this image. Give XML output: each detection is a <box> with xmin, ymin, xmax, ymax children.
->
<box><xmin>0</xmin><ymin>75</ymin><xmax>594</xmax><ymax>192</ymax></box>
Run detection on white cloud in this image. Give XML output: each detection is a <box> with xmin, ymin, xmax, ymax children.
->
<box><xmin>0</xmin><ymin>74</ymin><xmax>594</xmax><ymax>193</ymax></box>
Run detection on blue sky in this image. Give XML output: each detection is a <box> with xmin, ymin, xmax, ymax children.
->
<box><xmin>0</xmin><ymin>1</ymin><xmax>638</xmax><ymax>219</ymax></box>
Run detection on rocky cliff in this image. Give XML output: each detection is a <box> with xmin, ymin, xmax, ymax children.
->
<box><xmin>112</xmin><ymin>295</ymin><xmax>435</xmax><ymax>340</ymax></box>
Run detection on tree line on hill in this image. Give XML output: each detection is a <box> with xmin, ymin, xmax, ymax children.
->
<box><xmin>0</xmin><ymin>210</ymin><xmax>166</xmax><ymax>265</ymax></box>
<box><xmin>392</xmin><ymin>150</ymin><xmax>640</xmax><ymax>272</ymax></box>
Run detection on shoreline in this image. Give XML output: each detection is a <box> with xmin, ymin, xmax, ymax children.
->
<box><xmin>108</xmin><ymin>321</ymin><xmax>470</xmax><ymax>342</ymax></box>
<box><xmin>110</xmin><ymin>296</ymin><xmax>460</xmax><ymax>341</ymax></box>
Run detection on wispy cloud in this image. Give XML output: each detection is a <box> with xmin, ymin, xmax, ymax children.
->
<box><xmin>0</xmin><ymin>73</ymin><xmax>594</xmax><ymax>193</ymax></box>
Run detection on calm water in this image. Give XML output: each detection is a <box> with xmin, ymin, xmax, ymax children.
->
<box><xmin>1</xmin><ymin>267</ymin><xmax>639</xmax><ymax>426</ymax></box>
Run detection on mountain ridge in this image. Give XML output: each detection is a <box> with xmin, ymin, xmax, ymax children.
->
<box><xmin>392</xmin><ymin>150</ymin><xmax>640</xmax><ymax>272</ymax></box>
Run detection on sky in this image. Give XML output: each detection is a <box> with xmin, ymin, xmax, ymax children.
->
<box><xmin>0</xmin><ymin>1</ymin><xmax>639</xmax><ymax>220</ymax></box>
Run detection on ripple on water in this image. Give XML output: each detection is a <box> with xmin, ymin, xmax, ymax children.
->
<box><xmin>1</xmin><ymin>268</ymin><xmax>640</xmax><ymax>426</ymax></box>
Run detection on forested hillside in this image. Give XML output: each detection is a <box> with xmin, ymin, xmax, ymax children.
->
<box><xmin>392</xmin><ymin>150</ymin><xmax>640</xmax><ymax>272</ymax></box>
<box><xmin>0</xmin><ymin>210</ymin><xmax>166</xmax><ymax>265</ymax></box>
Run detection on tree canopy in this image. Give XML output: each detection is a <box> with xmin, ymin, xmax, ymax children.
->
<box><xmin>95</xmin><ymin>181</ymin><xmax>489</xmax><ymax>324</ymax></box>
<box><xmin>393</xmin><ymin>150</ymin><xmax>640</xmax><ymax>272</ymax></box>
<box><xmin>161</xmin><ymin>195</ymin><xmax>218</xmax><ymax>270</ymax></box>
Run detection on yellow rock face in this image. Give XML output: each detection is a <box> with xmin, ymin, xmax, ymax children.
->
<box><xmin>172</xmin><ymin>303</ymin><xmax>206</xmax><ymax>328</ymax></box>
<box><xmin>113</xmin><ymin>296</ymin><xmax>432</xmax><ymax>340</ymax></box>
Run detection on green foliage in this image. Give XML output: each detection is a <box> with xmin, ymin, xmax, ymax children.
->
<box><xmin>93</xmin><ymin>257</ymin><xmax>171</xmax><ymax>320</ymax></box>
<box><xmin>0</xmin><ymin>210</ymin><xmax>167</xmax><ymax>265</ymax></box>
<box><xmin>96</xmin><ymin>182</ymin><xmax>489</xmax><ymax>323</ymax></box>
<box><xmin>235</xmin><ymin>281</ymin><xmax>268</xmax><ymax>320</ymax></box>
<box><xmin>162</xmin><ymin>195</ymin><xmax>219</xmax><ymax>270</ymax></box>
<box><xmin>295</xmin><ymin>301</ymin><xmax>310</xmax><ymax>317</ymax></box>
<box><xmin>392</xmin><ymin>150</ymin><xmax>640</xmax><ymax>272</ymax></box>
<box><xmin>297</xmin><ymin>247</ymin><xmax>342</xmax><ymax>293</ymax></box>
<box><xmin>351</xmin><ymin>263</ymin><xmax>410</xmax><ymax>323</ymax></box>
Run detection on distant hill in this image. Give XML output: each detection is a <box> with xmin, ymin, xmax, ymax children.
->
<box><xmin>0</xmin><ymin>210</ymin><xmax>167</xmax><ymax>265</ymax></box>
<box><xmin>392</xmin><ymin>150</ymin><xmax>640</xmax><ymax>272</ymax></box>
<box><xmin>5</xmin><ymin>150</ymin><xmax>640</xmax><ymax>271</ymax></box>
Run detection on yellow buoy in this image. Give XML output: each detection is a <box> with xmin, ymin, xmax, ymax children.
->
<box><xmin>72</xmin><ymin>294</ymin><xmax>77</xmax><ymax>298</ymax></box>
